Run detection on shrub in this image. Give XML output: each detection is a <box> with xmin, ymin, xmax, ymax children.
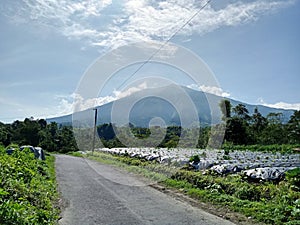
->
<box><xmin>286</xmin><ymin>168</ymin><xmax>300</xmax><ymax>190</ymax></box>
<box><xmin>0</xmin><ymin>146</ymin><xmax>59</xmax><ymax>224</ymax></box>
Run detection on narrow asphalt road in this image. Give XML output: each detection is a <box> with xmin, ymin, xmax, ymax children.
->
<box><xmin>55</xmin><ymin>154</ymin><xmax>236</xmax><ymax>225</ymax></box>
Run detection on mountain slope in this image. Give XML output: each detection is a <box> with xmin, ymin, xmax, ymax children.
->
<box><xmin>47</xmin><ymin>85</ymin><xmax>295</xmax><ymax>127</ymax></box>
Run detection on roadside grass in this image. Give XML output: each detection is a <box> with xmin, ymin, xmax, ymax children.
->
<box><xmin>67</xmin><ymin>151</ymin><xmax>84</xmax><ymax>158</ymax></box>
<box><xmin>0</xmin><ymin>145</ymin><xmax>60</xmax><ymax>225</ymax></box>
<box><xmin>87</xmin><ymin>152</ymin><xmax>169</xmax><ymax>182</ymax></box>
<box><xmin>81</xmin><ymin>151</ymin><xmax>300</xmax><ymax>225</ymax></box>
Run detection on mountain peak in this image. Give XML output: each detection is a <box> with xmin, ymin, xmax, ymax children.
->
<box><xmin>47</xmin><ymin>85</ymin><xmax>295</xmax><ymax>127</ymax></box>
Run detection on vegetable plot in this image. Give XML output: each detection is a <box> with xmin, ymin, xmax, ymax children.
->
<box><xmin>96</xmin><ymin>147</ymin><xmax>300</xmax><ymax>182</ymax></box>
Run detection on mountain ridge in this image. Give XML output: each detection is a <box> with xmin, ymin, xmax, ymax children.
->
<box><xmin>46</xmin><ymin>85</ymin><xmax>295</xmax><ymax>127</ymax></box>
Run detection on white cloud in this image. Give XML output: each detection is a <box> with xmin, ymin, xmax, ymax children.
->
<box><xmin>2</xmin><ymin>0</ymin><xmax>112</xmax><ymax>41</ymax></box>
<box><xmin>94</xmin><ymin>0</ymin><xmax>295</xmax><ymax>49</ymax></box>
<box><xmin>258</xmin><ymin>98</ymin><xmax>300</xmax><ymax>110</ymax></box>
<box><xmin>55</xmin><ymin>82</ymin><xmax>148</xmax><ymax>115</ymax></box>
<box><xmin>187</xmin><ymin>84</ymin><xmax>230</xmax><ymax>97</ymax></box>
<box><xmin>1</xmin><ymin>0</ymin><xmax>295</xmax><ymax>50</ymax></box>
<box><xmin>113</xmin><ymin>82</ymin><xmax>148</xmax><ymax>99</ymax></box>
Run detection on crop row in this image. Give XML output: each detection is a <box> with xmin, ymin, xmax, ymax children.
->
<box><xmin>95</xmin><ymin>147</ymin><xmax>300</xmax><ymax>181</ymax></box>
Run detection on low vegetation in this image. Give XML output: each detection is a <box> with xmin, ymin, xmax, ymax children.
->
<box><xmin>0</xmin><ymin>145</ymin><xmax>59</xmax><ymax>225</ymax></box>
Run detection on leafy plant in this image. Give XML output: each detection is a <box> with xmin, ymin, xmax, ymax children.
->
<box><xmin>0</xmin><ymin>146</ymin><xmax>59</xmax><ymax>224</ymax></box>
<box><xmin>286</xmin><ymin>168</ymin><xmax>300</xmax><ymax>190</ymax></box>
<box><xmin>189</xmin><ymin>155</ymin><xmax>200</xmax><ymax>163</ymax></box>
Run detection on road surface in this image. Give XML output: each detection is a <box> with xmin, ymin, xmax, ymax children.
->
<box><xmin>55</xmin><ymin>154</ymin><xmax>236</xmax><ymax>225</ymax></box>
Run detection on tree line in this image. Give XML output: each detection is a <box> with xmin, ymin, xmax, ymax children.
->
<box><xmin>96</xmin><ymin>102</ymin><xmax>300</xmax><ymax>148</ymax></box>
<box><xmin>0</xmin><ymin>118</ymin><xmax>78</xmax><ymax>153</ymax></box>
<box><xmin>220</xmin><ymin>100</ymin><xmax>300</xmax><ymax>145</ymax></box>
<box><xmin>0</xmin><ymin>102</ymin><xmax>299</xmax><ymax>151</ymax></box>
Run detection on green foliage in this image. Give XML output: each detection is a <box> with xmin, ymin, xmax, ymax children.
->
<box><xmin>1</xmin><ymin>108</ymin><xmax>300</xmax><ymax>151</ymax></box>
<box><xmin>222</xmin><ymin>105</ymin><xmax>300</xmax><ymax>146</ymax></box>
<box><xmin>97</xmin><ymin>123</ymin><xmax>116</xmax><ymax>140</ymax></box>
<box><xmin>0</xmin><ymin>122</ymin><xmax>11</xmax><ymax>146</ymax></box>
<box><xmin>219</xmin><ymin>99</ymin><xmax>231</xmax><ymax>121</ymax></box>
<box><xmin>0</xmin><ymin>146</ymin><xmax>59</xmax><ymax>224</ymax></box>
<box><xmin>67</xmin><ymin>151</ymin><xmax>84</xmax><ymax>157</ymax></box>
<box><xmin>286</xmin><ymin>168</ymin><xmax>300</xmax><ymax>190</ymax></box>
<box><xmin>189</xmin><ymin>155</ymin><xmax>200</xmax><ymax>163</ymax></box>
<box><xmin>0</xmin><ymin>118</ymin><xmax>78</xmax><ymax>153</ymax></box>
<box><xmin>94</xmin><ymin>124</ymin><xmax>211</xmax><ymax>149</ymax></box>
<box><xmin>88</xmin><ymin>109</ymin><xmax>300</xmax><ymax>149</ymax></box>
<box><xmin>287</xmin><ymin>111</ymin><xmax>300</xmax><ymax>144</ymax></box>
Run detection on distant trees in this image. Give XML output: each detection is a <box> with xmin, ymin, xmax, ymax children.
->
<box><xmin>1</xmin><ymin>104</ymin><xmax>299</xmax><ymax>151</ymax></box>
<box><xmin>221</xmin><ymin>102</ymin><xmax>250</xmax><ymax>145</ymax></box>
<box><xmin>95</xmin><ymin>123</ymin><xmax>210</xmax><ymax>149</ymax></box>
<box><xmin>287</xmin><ymin>110</ymin><xmax>300</xmax><ymax>144</ymax></box>
<box><xmin>220</xmin><ymin>99</ymin><xmax>300</xmax><ymax>146</ymax></box>
<box><xmin>0</xmin><ymin>122</ymin><xmax>11</xmax><ymax>146</ymax></box>
<box><xmin>0</xmin><ymin>118</ymin><xmax>78</xmax><ymax>153</ymax></box>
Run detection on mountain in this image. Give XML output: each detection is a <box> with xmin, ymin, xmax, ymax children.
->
<box><xmin>47</xmin><ymin>85</ymin><xmax>295</xmax><ymax>127</ymax></box>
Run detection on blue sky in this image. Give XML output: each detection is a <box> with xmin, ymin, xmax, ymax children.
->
<box><xmin>0</xmin><ymin>0</ymin><xmax>299</xmax><ymax>123</ymax></box>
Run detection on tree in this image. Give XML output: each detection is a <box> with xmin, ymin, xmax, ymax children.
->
<box><xmin>267</xmin><ymin>112</ymin><xmax>283</xmax><ymax>124</ymax></box>
<box><xmin>57</xmin><ymin>126</ymin><xmax>78</xmax><ymax>153</ymax></box>
<box><xmin>38</xmin><ymin>122</ymin><xmax>59</xmax><ymax>152</ymax></box>
<box><xmin>0</xmin><ymin>122</ymin><xmax>11</xmax><ymax>146</ymax></box>
<box><xmin>260</xmin><ymin>112</ymin><xmax>287</xmax><ymax>144</ymax></box>
<box><xmin>232</xmin><ymin>104</ymin><xmax>251</xmax><ymax>120</ymax></box>
<box><xmin>220</xmin><ymin>102</ymin><xmax>251</xmax><ymax>145</ymax></box>
<box><xmin>219</xmin><ymin>99</ymin><xmax>231</xmax><ymax>121</ymax></box>
<box><xmin>251</xmin><ymin>108</ymin><xmax>267</xmax><ymax>131</ymax></box>
<box><xmin>97</xmin><ymin>123</ymin><xmax>116</xmax><ymax>140</ymax></box>
<box><xmin>250</xmin><ymin>107</ymin><xmax>268</xmax><ymax>143</ymax></box>
<box><xmin>225</xmin><ymin>117</ymin><xmax>249</xmax><ymax>145</ymax></box>
<box><xmin>20</xmin><ymin>118</ymin><xmax>41</xmax><ymax>146</ymax></box>
<box><xmin>287</xmin><ymin>110</ymin><xmax>300</xmax><ymax>144</ymax></box>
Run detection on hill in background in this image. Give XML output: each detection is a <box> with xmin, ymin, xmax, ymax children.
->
<box><xmin>47</xmin><ymin>85</ymin><xmax>295</xmax><ymax>127</ymax></box>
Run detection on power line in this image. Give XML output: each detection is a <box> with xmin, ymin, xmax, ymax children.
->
<box><xmin>116</xmin><ymin>0</ymin><xmax>212</xmax><ymax>90</ymax></box>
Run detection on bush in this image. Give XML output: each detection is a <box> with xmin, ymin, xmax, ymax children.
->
<box><xmin>0</xmin><ymin>146</ymin><xmax>59</xmax><ymax>224</ymax></box>
<box><xmin>286</xmin><ymin>168</ymin><xmax>300</xmax><ymax>190</ymax></box>
<box><xmin>189</xmin><ymin>155</ymin><xmax>200</xmax><ymax>163</ymax></box>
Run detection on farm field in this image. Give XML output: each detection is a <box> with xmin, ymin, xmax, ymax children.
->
<box><xmin>95</xmin><ymin>147</ymin><xmax>300</xmax><ymax>181</ymax></box>
<box><xmin>85</xmin><ymin>147</ymin><xmax>300</xmax><ymax>225</ymax></box>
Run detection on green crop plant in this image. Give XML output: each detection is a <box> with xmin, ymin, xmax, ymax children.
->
<box><xmin>0</xmin><ymin>146</ymin><xmax>59</xmax><ymax>225</ymax></box>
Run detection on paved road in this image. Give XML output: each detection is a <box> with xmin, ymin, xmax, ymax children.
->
<box><xmin>55</xmin><ymin>155</ymin><xmax>236</xmax><ymax>225</ymax></box>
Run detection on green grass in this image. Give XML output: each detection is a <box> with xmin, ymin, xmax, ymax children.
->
<box><xmin>83</xmin><ymin>151</ymin><xmax>300</xmax><ymax>225</ymax></box>
<box><xmin>87</xmin><ymin>152</ymin><xmax>170</xmax><ymax>182</ymax></box>
<box><xmin>0</xmin><ymin>145</ymin><xmax>60</xmax><ymax>225</ymax></box>
<box><xmin>67</xmin><ymin>151</ymin><xmax>84</xmax><ymax>157</ymax></box>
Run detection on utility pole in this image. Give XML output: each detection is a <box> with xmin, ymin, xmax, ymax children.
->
<box><xmin>92</xmin><ymin>108</ymin><xmax>98</xmax><ymax>155</ymax></box>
